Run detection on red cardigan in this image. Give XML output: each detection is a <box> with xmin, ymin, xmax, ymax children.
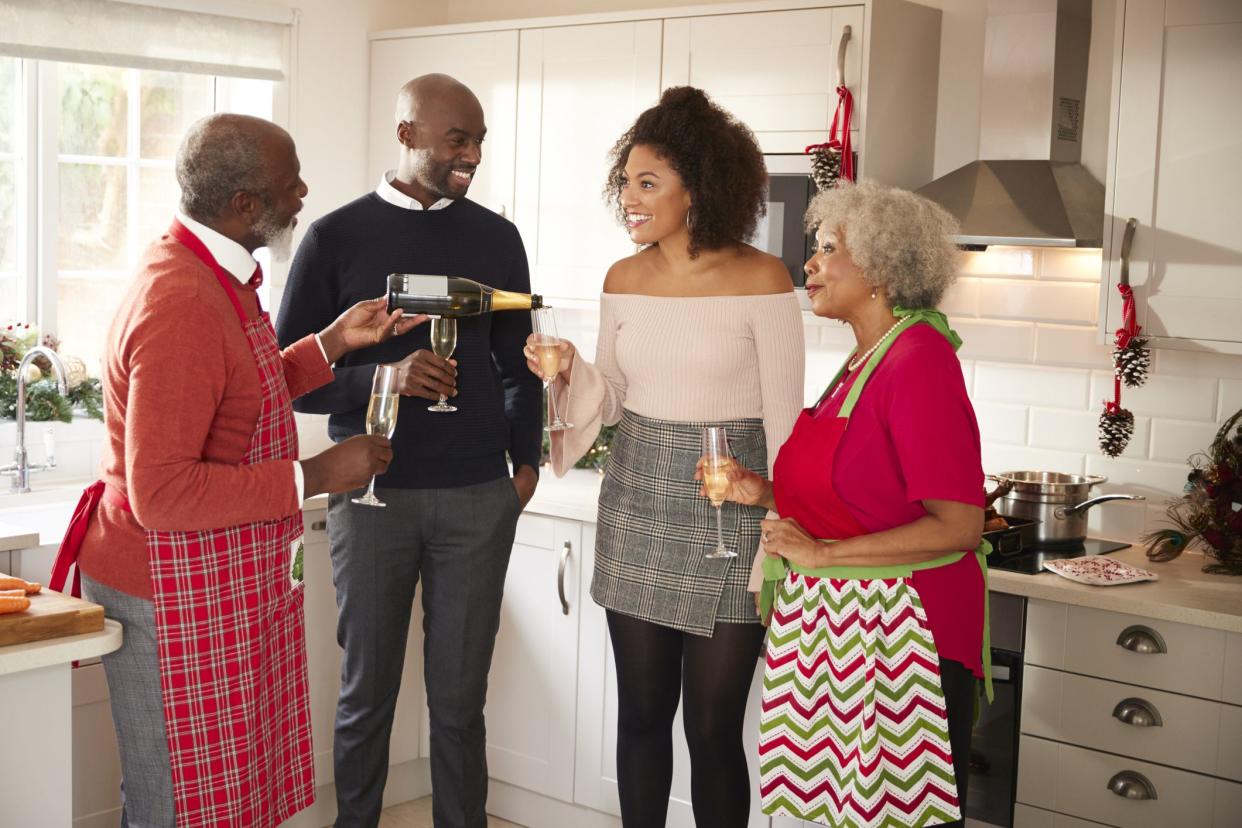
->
<box><xmin>78</xmin><ymin>233</ymin><xmax>334</xmax><ymax>599</ymax></box>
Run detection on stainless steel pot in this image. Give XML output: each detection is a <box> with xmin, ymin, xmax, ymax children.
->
<box><xmin>988</xmin><ymin>471</ymin><xmax>1145</xmax><ymax>547</ymax></box>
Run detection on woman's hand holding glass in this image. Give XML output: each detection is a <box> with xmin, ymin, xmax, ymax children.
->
<box><xmin>529</xmin><ymin>308</ymin><xmax>573</xmax><ymax>431</ymax></box>
<box><xmin>523</xmin><ymin>333</ymin><xmax>576</xmax><ymax>384</ymax></box>
<box><xmin>693</xmin><ymin>459</ymin><xmax>776</xmax><ymax>512</ymax></box>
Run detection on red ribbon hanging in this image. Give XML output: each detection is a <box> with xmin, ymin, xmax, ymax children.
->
<box><xmin>1105</xmin><ymin>283</ymin><xmax>1142</xmax><ymax>414</ymax></box>
<box><xmin>1113</xmin><ymin>283</ymin><xmax>1141</xmax><ymax>350</ymax></box>
<box><xmin>806</xmin><ymin>84</ymin><xmax>855</xmax><ymax>183</ymax></box>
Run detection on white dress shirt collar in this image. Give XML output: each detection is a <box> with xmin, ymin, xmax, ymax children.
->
<box><xmin>376</xmin><ymin>170</ymin><xmax>454</xmax><ymax>211</ymax></box>
<box><xmin>175</xmin><ymin>211</ymin><xmax>260</xmax><ymax>286</ymax></box>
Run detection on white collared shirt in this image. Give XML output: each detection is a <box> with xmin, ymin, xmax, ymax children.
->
<box><xmin>376</xmin><ymin>170</ymin><xmax>454</xmax><ymax>211</ymax></box>
<box><xmin>176</xmin><ymin>210</ymin><xmax>262</xmax><ymax>285</ymax></box>
<box><xmin>173</xmin><ymin>210</ymin><xmax>318</xmax><ymax>505</ymax></box>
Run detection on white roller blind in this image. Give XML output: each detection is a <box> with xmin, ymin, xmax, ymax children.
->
<box><xmin>0</xmin><ymin>0</ymin><xmax>290</xmax><ymax>80</ymax></box>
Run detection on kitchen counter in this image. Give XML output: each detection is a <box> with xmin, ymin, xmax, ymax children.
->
<box><xmin>463</xmin><ymin>469</ymin><xmax>1242</xmax><ymax>634</ymax></box>
<box><xmin>0</xmin><ymin>519</ymin><xmax>39</xmax><ymax>554</ymax></box>
<box><xmin>0</xmin><ymin>619</ymin><xmax>122</xmax><ymax>827</ymax></box>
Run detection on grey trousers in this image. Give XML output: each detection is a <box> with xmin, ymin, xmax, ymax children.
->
<box><xmin>82</xmin><ymin>573</ymin><xmax>176</xmax><ymax>828</ymax></box>
<box><xmin>328</xmin><ymin>477</ymin><xmax>521</xmax><ymax>828</ymax></box>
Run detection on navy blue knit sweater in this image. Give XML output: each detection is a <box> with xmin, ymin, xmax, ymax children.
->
<box><xmin>275</xmin><ymin>194</ymin><xmax>542</xmax><ymax>489</ymax></box>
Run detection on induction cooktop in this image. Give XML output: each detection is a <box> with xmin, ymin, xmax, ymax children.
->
<box><xmin>987</xmin><ymin>538</ymin><xmax>1132</xmax><ymax>575</ymax></box>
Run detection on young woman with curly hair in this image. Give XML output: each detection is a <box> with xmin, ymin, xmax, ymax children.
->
<box><xmin>524</xmin><ymin>86</ymin><xmax>804</xmax><ymax>826</ymax></box>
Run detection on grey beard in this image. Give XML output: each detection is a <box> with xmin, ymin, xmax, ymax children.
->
<box><xmin>254</xmin><ymin>209</ymin><xmax>295</xmax><ymax>262</ymax></box>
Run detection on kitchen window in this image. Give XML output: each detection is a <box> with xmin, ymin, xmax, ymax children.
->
<box><xmin>0</xmin><ymin>57</ymin><xmax>274</xmax><ymax>373</ymax></box>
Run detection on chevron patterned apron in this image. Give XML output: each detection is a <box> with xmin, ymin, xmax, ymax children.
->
<box><xmin>757</xmin><ymin>311</ymin><xmax>992</xmax><ymax>828</ymax></box>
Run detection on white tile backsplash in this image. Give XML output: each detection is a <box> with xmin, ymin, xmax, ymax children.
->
<box><xmin>1149</xmin><ymin>419</ymin><xmax>1226</xmax><ymax>464</ymax></box>
<box><xmin>1089</xmin><ymin>371</ymin><xmax>1219</xmax><ymax>422</ymax></box>
<box><xmin>973</xmin><ymin>402</ymin><xmax>1029</xmax><ymax>445</ymax></box>
<box><xmin>1033</xmin><ymin>323</ymin><xmax>1113</xmax><ymax>367</ymax></box>
<box><xmin>1029</xmin><ymin>407</ymin><xmax>1151</xmax><ymax>457</ymax></box>
<box><xmin>977</xmin><ymin>278</ymin><xmax>1100</xmax><ymax>325</ymax></box>
<box><xmin>974</xmin><ymin>363</ymin><xmax>1092</xmax><ymax>408</ymax></box>
<box><xmin>953</xmin><ymin>318</ymin><xmax>1035</xmax><ymax>362</ymax></box>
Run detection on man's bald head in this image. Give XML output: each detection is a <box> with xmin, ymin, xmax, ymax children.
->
<box><xmin>391</xmin><ymin>74</ymin><xmax>486</xmax><ymax>205</ymax></box>
<box><xmin>176</xmin><ymin>113</ymin><xmax>293</xmax><ymax>220</ymax></box>
<box><xmin>394</xmin><ymin>73</ymin><xmax>481</xmax><ymax>124</ymax></box>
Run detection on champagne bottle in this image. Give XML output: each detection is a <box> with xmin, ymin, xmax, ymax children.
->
<box><xmin>387</xmin><ymin>274</ymin><xmax>543</xmax><ymax>318</ymax></box>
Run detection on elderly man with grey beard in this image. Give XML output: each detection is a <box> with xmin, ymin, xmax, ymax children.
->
<box><xmin>49</xmin><ymin>112</ymin><xmax>427</xmax><ymax>828</ymax></box>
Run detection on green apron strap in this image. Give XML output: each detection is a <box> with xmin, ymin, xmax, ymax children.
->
<box><xmin>977</xmin><ymin>538</ymin><xmax>994</xmax><ymax>704</ymax></box>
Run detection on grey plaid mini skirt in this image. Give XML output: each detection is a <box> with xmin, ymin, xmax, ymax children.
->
<box><xmin>592</xmin><ymin>409</ymin><xmax>768</xmax><ymax>636</ymax></box>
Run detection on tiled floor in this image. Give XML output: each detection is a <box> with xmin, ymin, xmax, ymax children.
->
<box><xmin>373</xmin><ymin>797</ymin><xmax>524</xmax><ymax>828</ymax></box>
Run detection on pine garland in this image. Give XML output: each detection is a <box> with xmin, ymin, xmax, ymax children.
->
<box><xmin>541</xmin><ymin>424</ymin><xmax>617</xmax><ymax>472</ymax></box>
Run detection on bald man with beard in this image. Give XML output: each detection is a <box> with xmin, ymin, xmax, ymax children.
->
<box><xmin>276</xmin><ymin>75</ymin><xmax>542</xmax><ymax>828</ymax></box>
<box><xmin>53</xmin><ymin>113</ymin><xmax>423</xmax><ymax>827</ymax></box>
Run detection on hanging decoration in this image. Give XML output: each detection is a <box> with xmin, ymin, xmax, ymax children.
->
<box><xmin>806</xmin><ymin>25</ymin><xmax>855</xmax><ymax>193</ymax></box>
<box><xmin>1099</xmin><ymin>218</ymin><xmax>1147</xmax><ymax>457</ymax></box>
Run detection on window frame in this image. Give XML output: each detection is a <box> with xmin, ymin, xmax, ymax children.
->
<box><xmin>2</xmin><ymin>58</ymin><xmax>276</xmax><ymax>361</ymax></box>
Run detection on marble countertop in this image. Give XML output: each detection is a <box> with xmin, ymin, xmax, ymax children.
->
<box><xmin>0</xmin><ymin>619</ymin><xmax>122</xmax><ymax>677</ymax></box>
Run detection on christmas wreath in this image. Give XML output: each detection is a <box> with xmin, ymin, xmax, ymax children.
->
<box><xmin>1144</xmin><ymin>407</ymin><xmax>1242</xmax><ymax>575</ymax></box>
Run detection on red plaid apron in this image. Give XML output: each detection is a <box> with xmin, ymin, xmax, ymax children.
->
<box><xmin>145</xmin><ymin>220</ymin><xmax>314</xmax><ymax>826</ymax></box>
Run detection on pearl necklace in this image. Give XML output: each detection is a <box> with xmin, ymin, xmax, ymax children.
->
<box><xmin>847</xmin><ymin>318</ymin><xmax>905</xmax><ymax>372</ymax></box>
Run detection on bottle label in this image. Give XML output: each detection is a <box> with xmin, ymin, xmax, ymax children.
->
<box><xmin>401</xmin><ymin>274</ymin><xmax>448</xmax><ymax>295</ymax></box>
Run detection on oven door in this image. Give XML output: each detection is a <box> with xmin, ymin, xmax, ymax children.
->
<box><xmin>966</xmin><ymin>592</ymin><xmax>1026</xmax><ymax>828</ymax></box>
<box><xmin>753</xmin><ymin>154</ymin><xmax>816</xmax><ymax>297</ymax></box>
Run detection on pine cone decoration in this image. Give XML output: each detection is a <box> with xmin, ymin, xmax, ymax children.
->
<box><xmin>808</xmin><ymin>145</ymin><xmax>842</xmax><ymax>192</ymax></box>
<box><xmin>1099</xmin><ymin>407</ymin><xmax>1135</xmax><ymax>457</ymax></box>
<box><xmin>1114</xmin><ymin>337</ymin><xmax>1151</xmax><ymax>388</ymax></box>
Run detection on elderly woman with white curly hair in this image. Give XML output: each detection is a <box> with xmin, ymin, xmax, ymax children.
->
<box><xmin>709</xmin><ymin>180</ymin><xmax>992</xmax><ymax>828</ymax></box>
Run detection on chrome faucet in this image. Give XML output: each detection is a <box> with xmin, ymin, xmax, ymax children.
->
<box><xmin>2</xmin><ymin>346</ymin><xmax>69</xmax><ymax>493</ymax></box>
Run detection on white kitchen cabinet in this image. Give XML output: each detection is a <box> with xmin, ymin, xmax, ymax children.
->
<box><xmin>368</xmin><ymin>30</ymin><xmax>519</xmax><ymax>218</ymax></box>
<box><xmin>513</xmin><ymin>21</ymin><xmax>663</xmax><ymax>304</ymax></box>
<box><xmin>1018</xmin><ymin>598</ymin><xmax>1242</xmax><ymax>826</ymax></box>
<box><xmin>1101</xmin><ymin>0</ymin><xmax>1242</xmax><ymax>354</ymax></box>
<box><xmin>661</xmin><ymin>6</ymin><xmax>861</xmax><ymax>156</ymax></box>
<box><xmin>300</xmin><ymin>509</ymin><xmax>427</xmax><ymax>786</ymax></box>
<box><xmin>661</xmin><ymin>0</ymin><xmax>940</xmax><ymax>189</ymax></box>
<box><xmin>573</xmin><ymin>523</ymin><xmax>769</xmax><ymax>828</ymax></box>
<box><xmin>483</xmin><ymin>512</ymin><xmax>583</xmax><ymax>803</ymax></box>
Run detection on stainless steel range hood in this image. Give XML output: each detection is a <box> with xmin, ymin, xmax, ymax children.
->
<box><xmin>917</xmin><ymin>0</ymin><xmax>1103</xmax><ymax>248</ymax></box>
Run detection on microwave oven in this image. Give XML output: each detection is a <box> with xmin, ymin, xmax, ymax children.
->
<box><xmin>752</xmin><ymin>154</ymin><xmax>817</xmax><ymax>299</ymax></box>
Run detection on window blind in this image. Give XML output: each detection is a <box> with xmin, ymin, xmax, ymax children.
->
<box><xmin>0</xmin><ymin>0</ymin><xmax>290</xmax><ymax>80</ymax></box>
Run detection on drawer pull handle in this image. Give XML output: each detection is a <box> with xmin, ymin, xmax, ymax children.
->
<box><xmin>310</xmin><ymin>520</ymin><xmax>326</xmax><ymax>531</ymax></box>
<box><xmin>1112</xmin><ymin>697</ymin><xmax>1163</xmax><ymax>727</ymax></box>
<box><xmin>1116</xmin><ymin>625</ymin><xmax>1167</xmax><ymax>654</ymax></box>
<box><xmin>1107</xmin><ymin>770</ymin><xmax>1158</xmax><ymax>801</ymax></box>
<box><xmin>557</xmin><ymin>541</ymin><xmax>571</xmax><ymax>616</ymax></box>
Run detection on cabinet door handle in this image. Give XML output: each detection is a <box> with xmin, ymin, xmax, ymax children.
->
<box><xmin>1112</xmin><ymin>697</ymin><xmax>1163</xmax><ymax>727</ymax></box>
<box><xmin>557</xmin><ymin>541</ymin><xmax>571</xmax><ymax>616</ymax></box>
<box><xmin>1107</xmin><ymin>770</ymin><xmax>1158</xmax><ymax>801</ymax></box>
<box><xmin>310</xmin><ymin>520</ymin><xmax>326</xmax><ymax>531</ymax></box>
<box><xmin>1119</xmin><ymin>217</ymin><xmax>1137</xmax><ymax>287</ymax></box>
<box><xmin>1116</xmin><ymin>625</ymin><xmax>1167</xmax><ymax>654</ymax></box>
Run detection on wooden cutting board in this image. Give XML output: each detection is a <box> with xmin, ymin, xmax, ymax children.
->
<box><xmin>0</xmin><ymin>588</ymin><xmax>105</xmax><ymax>647</ymax></box>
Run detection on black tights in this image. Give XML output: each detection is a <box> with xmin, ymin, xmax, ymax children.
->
<box><xmin>606</xmin><ymin>611</ymin><xmax>766</xmax><ymax>828</ymax></box>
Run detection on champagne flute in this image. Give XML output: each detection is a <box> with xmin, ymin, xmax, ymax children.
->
<box><xmin>352</xmin><ymin>364</ymin><xmax>400</xmax><ymax>507</ymax></box>
<box><xmin>531</xmin><ymin>307</ymin><xmax>573</xmax><ymax>432</ymax></box>
<box><xmin>428</xmin><ymin>316</ymin><xmax>458</xmax><ymax>413</ymax></box>
<box><xmin>701</xmin><ymin>426</ymin><xmax>736</xmax><ymax>559</ymax></box>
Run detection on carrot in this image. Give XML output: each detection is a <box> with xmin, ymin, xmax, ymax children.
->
<box><xmin>0</xmin><ymin>595</ymin><xmax>30</xmax><ymax>614</ymax></box>
<box><xmin>0</xmin><ymin>589</ymin><xmax>25</xmax><ymax>598</ymax></box>
<box><xmin>0</xmin><ymin>575</ymin><xmax>40</xmax><ymax>593</ymax></box>
<box><xmin>23</xmin><ymin>582</ymin><xmax>40</xmax><ymax>594</ymax></box>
